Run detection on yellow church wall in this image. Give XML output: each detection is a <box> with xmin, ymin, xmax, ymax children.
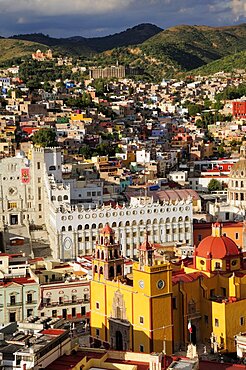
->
<box><xmin>133</xmin><ymin>293</ymin><xmax>151</xmax><ymax>353</ymax></box>
<box><xmin>91</xmin><ymin>276</ymin><xmax>135</xmax><ymax>347</ymax></box>
<box><xmin>200</xmin><ymin>298</ymin><xmax>213</xmax><ymax>345</ymax></box>
<box><xmin>132</xmin><ymin>268</ymin><xmax>151</xmax><ymax>296</ymax></box>
<box><xmin>105</xmin><ymin>280</ymin><xmax>134</xmax><ymax>322</ymax></box>
<box><xmin>151</xmin><ymin>295</ymin><xmax>173</xmax><ymax>354</ymax></box>
<box><xmin>132</xmin><ymin>262</ymin><xmax>173</xmax><ymax>354</ymax></box>
<box><xmin>228</xmin><ymin>274</ymin><xmax>239</xmax><ymax>298</ymax></box>
<box><xmin>239</xmin><ymin>275</ymin><xmax>246</xmax><ymax>299</ymax></box>
<box><xmin>224</xmin><ymin>300</ymin><xmax>246</xmax><ymax>352</ymax></box>
<box><xmin>91</xmin><ymin>280</ymin><xmax>107</xmax><ymax>341</ymax></box>
<box><xmin>195</xmin><ymin>257</ymin><xmax>208</xmax><ymax>273</ymax></box>
<box><xmin>211</xmin><ymin>259</ymin><xmax>227</xmax><ymax>271</ymax></box>
<box><xmin>229</xmin><ymin>257</ymin><xmax>241</xmax><ymax>271</ymax></box>
<box><xmin>172</xmin><ymin>287</ymin><xmax>184</xmax><ymax>350</ymax></box>
<box><xmin>211</xmin><ymin>301</ymin><xmax>226</xmax><ymax>349</ymax></box>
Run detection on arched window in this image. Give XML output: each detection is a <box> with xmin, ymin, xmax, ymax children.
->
<box><xmin>96</xmin><ymin>250</ymin><xmax>100</xmax><ymax>259</ymax></box>
<box><xmin>116</xmin><ymin>265</ymin><xmax>122</xmax><ymax>275</ymax></box>
<box><xmin>85</xmin><ymin>224</ymin><xmax>89</xmax><ymax>230</ymax></box>
<box><xmin>77</xmin><ymin>225</ymin><xmax>82</xmax><ymax>230</ymax></box>
<box><xmin>51</xmin><ymin>195</ymin><xmax>56</xmax><ymax>201</ymax></box>
<box><xmin>68</xmin><ymin>225</ymin><xmax>72</xmax><ymax>231</ymax></box>
<box><xmin>101</xmin><ymin>251</ymin><xmax>104</xmax><ymax>260</ymax></box>
<box><xmin>92</xmin><ymin>223</ymin><xmax>96</xmax><ymax>229</ymax></box>
<box><xmin>58</xmin><ymin>195</ymin><xmax>62</xmax><ymax>201</ymax></box>
<box><xmin>99</xmin><ymin>266</ymin><xmax>103</xmax><ymax>275</ymax></box>
<box><xmin>64</xmin><ymin>195</ymin><xmax>68</xmax><ymax>200</ymax></box>
<box><xmin>114</xmin><ymin>249</ymin><xmax>118</xmax><ymax>258</ymax></box>
<box><xmin>61</xmin><ymin>226</ymin><xmax>65</xmax><ymax>232</ymax></box>
<box><xmin>49</xmin><ymin>165</ymin><xmax>56</xmax><ymax>171</ymax></box>
<box><xmin>94</xmin><ymin>265</ymin><xmax>98</xmax><ymax>273</ymax></box>
<box><xmin>112</xmin><ymin>222</ymin><xmax>117</xmax><ymax>227</ymax></box>
<box><xmin>185</xmin><ymin>216</ymin><xmax>190</xmax><ymax>222</ymax></box>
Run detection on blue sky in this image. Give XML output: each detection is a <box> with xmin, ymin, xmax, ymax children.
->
<box><xmin>0</xmin><ymin>0</ymin><xmax>245</xmax><ymax>37</ymax></box>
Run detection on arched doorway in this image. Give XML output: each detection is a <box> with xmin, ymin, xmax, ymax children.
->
<box><xmin>116</xmin><ymin>330</ymin><xmax>123</xmax><ymax>350</ymax></box>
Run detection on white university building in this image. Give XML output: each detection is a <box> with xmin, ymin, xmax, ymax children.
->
<box><xmin>0</xmin><ymin>147</ymin><xmax>193</xmax><ymax>260</ymax></box>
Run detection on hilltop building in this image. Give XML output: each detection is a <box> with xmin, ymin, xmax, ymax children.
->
<box><xmin>32</xmin><ymin>49</ymin><xmax>53</xmax><ymax>61</ymax></box>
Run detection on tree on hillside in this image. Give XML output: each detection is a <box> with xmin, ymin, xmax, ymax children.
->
<box><xmin>187</xmin><ymin>103</ymin><xmax>203</xmax><ymax>117</ymax></box>
<box><xmin>208</xmin><ymin>179</ymin><xmax>222</xmax><ymax>193</ymax></box>
<box><xmin>32</xmin><ymin>128</ymin><xmax>57</xmax><ymax>148</ymax></box>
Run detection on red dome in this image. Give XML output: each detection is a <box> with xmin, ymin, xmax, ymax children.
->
<box><xmin>196</xmin><ymin>235</ymin><xmax>239</xmax><ymax>259</ymax></box>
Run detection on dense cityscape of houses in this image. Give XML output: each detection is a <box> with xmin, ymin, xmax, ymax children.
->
<box><xmin>0</xmin><ymin>52</ymin><xmax>245</xmax><ymax>369</ymax></box>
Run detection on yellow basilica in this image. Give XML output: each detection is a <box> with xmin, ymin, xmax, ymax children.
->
<box><xmin>90</xmin><ymin>223</ymin><xmax>246</xmax><ymax>354</ymax></box>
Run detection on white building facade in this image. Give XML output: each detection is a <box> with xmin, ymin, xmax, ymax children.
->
<box><xmin>0</xmin><ymin>147</ymin><xmax>193</xmax><ymax>260</ymax></box>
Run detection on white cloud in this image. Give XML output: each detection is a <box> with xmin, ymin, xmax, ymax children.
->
<box><xmin>230</xmin><ymin>0</ymin><xmax>246</xmax><ymax>19</ymax></box>
<box><xmin>0</xmin><ymin>0</ymin><xmax>134</xmax><ymax>16</ymax></box>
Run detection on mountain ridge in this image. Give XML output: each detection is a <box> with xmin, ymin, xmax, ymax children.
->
<box><xmin>10</xmin><ymin>23</ymin><xmax>163</xmax><ymax>55</ymax></box>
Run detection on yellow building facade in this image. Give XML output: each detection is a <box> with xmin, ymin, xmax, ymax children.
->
<box><xmin>90</xmin><ymin>225</ymin><xmax>173</xmax><ymax>354</ymax></box>
<box><xmin>172</xmin><ymin>223</ymin><xmax>246</xmax><ymax>352</ymax></box>
<box><xmin>91</xmin><ymin>223</ymin><xmax>246</xmax><ymax>354</ymax></box>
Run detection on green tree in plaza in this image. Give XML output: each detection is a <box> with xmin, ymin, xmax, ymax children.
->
<box><xmin>32</xmin><ymin>128</ymin><xmax>57</xmax><ymax>148</ymax></box>
<box><xmin>208</xmin><ymin>179</ymin><xmax>222</xmax><ymax>193</ymax></box>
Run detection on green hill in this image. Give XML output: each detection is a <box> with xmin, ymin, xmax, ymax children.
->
<box><xmin>189</xmin><ymin>50</ymin><xmax>246</xmax><ymax>76</ymax></box>
<box><xmin>0</xmin><ymin>39</ymin><xmax>48</xmax><ymax>64</ymax></box>
<box><xmin>95</xmin><ymin>23</ymin><xmax>246</xmax><ymax>79</ymax></box>
<box><xmin>11</xmin><ymin>24</ymin><xmax>162</xmax><ymax>57</ymax></box>
<box><xmin>3</xmin><ymin>23</ymin><xmax>246</xmax><ymax>81</ymax></box>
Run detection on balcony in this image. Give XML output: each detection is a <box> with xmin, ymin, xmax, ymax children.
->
<box><xmin>41</xmin><ymin>298</ymin><xmax>90</xmax><ymax>308</ymax></box>
<box><xmin>26</xmin><ymin>300</ymin><xmax>37</xmax><ymax>305</ymax></box>
<box><xmin>7</xmin><ymin>302</ymin><xmax>22</xmax><ymax>307</ymax></box>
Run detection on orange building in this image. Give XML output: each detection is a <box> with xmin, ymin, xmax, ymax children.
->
<box><xmin>193</xmin><ymin>222</ymin><xmax>244</xmax><ymax>249</ymax></box>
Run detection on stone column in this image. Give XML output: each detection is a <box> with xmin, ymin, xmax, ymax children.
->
<box><xmin>129</xmin><ymin>227</ymin><xmax>133</xmax><ymax>259</ymax></box>
<box><xmin>136</xmin><ymin>225</ymin><xmax>140</xmax><ymax>248</ymax></box>
<box><xmin>73</xmin><ymin>230</ymin><xmax>77</xmax><ymax>260</ymax></box>
<box><xmin>121</xmin><ymin>227</ymin><xmax>127</xmax><ymax>257</ymax></box>
<box><xmin>81</xmin><ymin>228</ymin><xmax>86</xmax><ymax>255</ymax></box>
<box><xmin>157</xmin><ymin>224</ymin><xmax>161</xmax><ymax>243</ymax></box>
<box><xmin>89</xmin><ymin>228</ymin><xmax>93</xmax><ymax>254</ymax></box>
